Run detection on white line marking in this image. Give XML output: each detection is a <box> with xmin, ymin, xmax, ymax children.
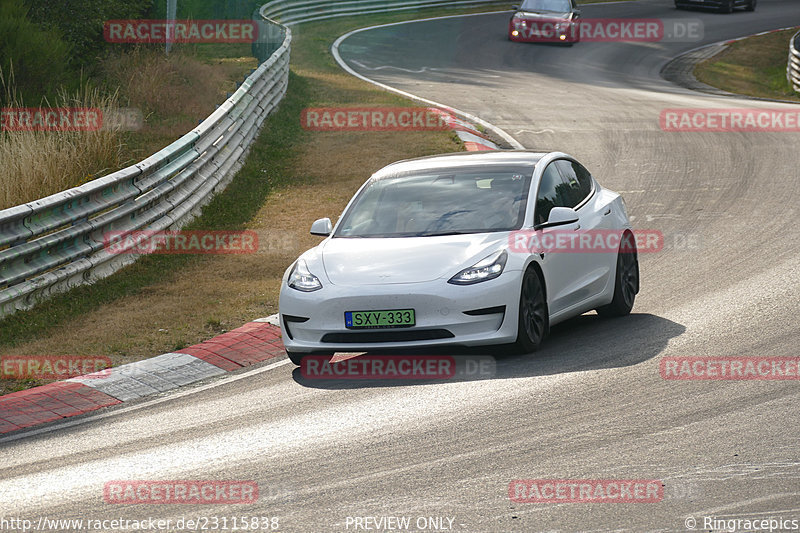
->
<box><xmin>331</xmin><ymin>12</ymin><xmax>525</xmax><ymax>150</ymax></box>
<box><xmin>516</xmin><ymin>129</ymin><xmax>554</xmax><ymax>135</ymax></box>
<box><xmin>0</xmin><ymin>357</ymin><xmax>291</xmax><ymax>444</ymax></box>
<box><xmin>350</xmin><ymin>59</ymin><xmax>441</xmax><ymax>74</ymax></box>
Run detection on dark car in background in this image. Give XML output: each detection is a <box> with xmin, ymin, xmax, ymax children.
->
<box><xmin>509</xmin><ymin>0</ymin><xmax>582</xmax><ymax>44</ymax></box>
<box><xmin>675</xmin><ymin>0</ymin><xmax>755</xmax><ymax>13</ymax></box>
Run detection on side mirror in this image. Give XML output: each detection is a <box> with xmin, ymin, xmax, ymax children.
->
<box><xmin>538</xmin><ymin>207</ymin><xmax>579</xmax><ymax>229</ymax></box>
<box><xmin>512</xmin><ymin>5</ymin><xmax>520</xmax><ymax>10</ymax></box>
<box><xmin>310</xmin><ymin>217</ymin><xmax>332</xmax><ymax>236</ymax></box>
<box><xmin>573</xmin><ymin>8</ymin><xmax>582</xmax><ymax>16</ymax></box>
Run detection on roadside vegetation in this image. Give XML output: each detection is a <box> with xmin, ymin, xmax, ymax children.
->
<box><xmin>694</xmin><ymin>28</ymin><xmax>800</xmax><ymax>102</ymax></box>
<box><xmin>0</xmin><ymin>0</ymin><xmax>259</xmax><ymax>209</ymax></box>
<box><xmin>0</xmin><ymin>85</ymin><xmax>124</xmax><ymax>209</ymax></box>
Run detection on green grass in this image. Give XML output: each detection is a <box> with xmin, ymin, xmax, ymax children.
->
<box><xmin>694</xmin><ymin>28</ymin><xmax>800</xmax><ymax>102</ymax></box>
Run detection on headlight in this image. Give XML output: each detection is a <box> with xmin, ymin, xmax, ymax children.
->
<box><xmin>448</xmin><ymin>250</ymin><xmax>507</xmax><ymax>285</ymax></box>
<box><xmin>288</xmin><ymin>259</ymin><xmax>322</xmax><ymax>292</ymax></box>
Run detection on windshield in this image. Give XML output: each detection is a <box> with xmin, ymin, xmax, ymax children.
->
<box><xmin>520</xmin><ymin>0</ymin><xmax>572</xmax><ymax>13</ymax></box>
<box><xmin>334</xmin><ymin>166</ymin><xmax>532</xmax><ymax>238</ymax></box>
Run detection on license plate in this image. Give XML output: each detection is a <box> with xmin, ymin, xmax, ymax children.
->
<box><xmin>345</xmin><ymin>309</ymin><xmax>415</xmax><ymax>329</ymax></box>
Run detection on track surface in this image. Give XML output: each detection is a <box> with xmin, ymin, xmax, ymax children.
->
<box><xmin>2</xmin><ymin>1</ymin><xmax>800</xmax><ymax>531</ymax></box>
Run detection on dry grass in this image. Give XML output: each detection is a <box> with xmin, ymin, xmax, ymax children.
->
<box><xmin>695</xmin><ymin>28</ymin><xmax>800</xmax><ymax>102</ymax></box>
<box><xmin>0</xmin><ymin>46</ymin><xmax>257</xmax><ymax>211</ymax></box>
<box><xmin>102</xmin><ymin>46</ymin><xmax>258</xmax><ymax>159</ymax></box>
<box><xmin>0</xmin><ymin>85</ymin><xmax>124</xmax><ymax>209</ymax></box>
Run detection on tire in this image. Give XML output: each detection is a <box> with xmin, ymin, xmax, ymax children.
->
<box><xmin>674</xmin><ymin>1</ymin><xmax>683</xmax><ymax>10</ymax></box>
<box><xmin>286</xmin><ymin>351</ymin><xmax>306</xmax><ymax>366</ymax></box>
<box><xmin>513</xmin><ymin>268</ymin><xmax>549</xmax><ymax>353</ymax></box>
<box><xmin>596</xmin><ymin>232</ymin><xmax>639</xmax><ymax>317</ymax></box>
<box><xmin>718</xmin><ymin>0</ymin><xmax>734</xmax><ymax>13</ymax></box>
<box><xmin>745</xmin><ymin>0</ymin><xmax>756</xmax><ymax>11</ymax></box>
<box><xmin>287</xmin><ymin>351</ymin><xmax>334</xmax><ymax>365</ymax></box>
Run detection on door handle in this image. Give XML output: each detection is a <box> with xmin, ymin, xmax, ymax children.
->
<box><xmin>603</xmin><ymin>208</ymin><xmax>612</xmax><ymax>216</ymax></box>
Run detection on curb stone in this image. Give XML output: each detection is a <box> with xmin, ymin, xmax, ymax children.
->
<box><xmin>0</xmin><ymin>316</ymin><xmax>284</xmax><ymax>435</ymax></box>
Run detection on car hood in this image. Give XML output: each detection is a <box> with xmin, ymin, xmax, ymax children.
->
<box><xmin>517</xmin><ymin>11</ymin><xmax>571</xmax><ymax>21</ymax></box>
<box><xmin>320</xmin><ymin>234</ymin><xmax>508</xmax><ymax>286</ymax></box>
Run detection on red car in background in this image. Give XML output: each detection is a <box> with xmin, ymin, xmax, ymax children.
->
<box><xmin>509</xmin><ymin>0</ymin><xmax>582</xmax><ymax>45</ymax></box>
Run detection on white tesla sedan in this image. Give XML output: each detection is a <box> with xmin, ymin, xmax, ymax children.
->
<box><xmin>279</xmin><ymin>151</ymin><xmax>638</xmax><ymax>364</ymax></box>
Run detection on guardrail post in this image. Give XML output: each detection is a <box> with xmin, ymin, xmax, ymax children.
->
<box><xmin>789</xmin><ymin>30</ymin><xmax>800</xmax><ymax>93</ymax></box>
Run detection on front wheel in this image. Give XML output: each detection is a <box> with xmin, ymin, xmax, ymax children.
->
<box><xmin>286</xmin><ymin>351</ymin><xmax>306</xmax><ymax>366</ymax></box>
<box><xmin>596</xmin><ymin>232</ymin><xmax>639</xmax><ymax>317</ymax></box>
<box><xmin>513</xmin><ymin>268</ymin><xmax>549</xmax><ymax>353</ymax></box>
<box><xmin>745</xmin><ymin>0</ymin><xmax>756</xmax><ymax>11</ymax></box>
<box><xmin>718</xmin><ymin>0</ymin><xmax>734</xmax><ymax>13</ymax></box>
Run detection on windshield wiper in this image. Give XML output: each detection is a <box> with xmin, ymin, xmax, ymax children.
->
<box><xmin>416</xmin><ymin>230</ymin><xmax>477</xmax><ymax>237</ymax></box>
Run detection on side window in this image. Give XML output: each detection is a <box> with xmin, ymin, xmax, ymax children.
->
<box><xmin>535</xmin><ymin>163</ymin><xmax>573</xmax><ymax>225</ymax></box>
<box><xmin>554</xmin><ymin>160</ymin><xmax>593</xmax><ymax>208</ymax></box>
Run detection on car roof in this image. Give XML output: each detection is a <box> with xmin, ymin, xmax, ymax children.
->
<box><xmin>372</xmin><ymin>151</ymin><xmax>550</xmax><ymax>179</ymax></box>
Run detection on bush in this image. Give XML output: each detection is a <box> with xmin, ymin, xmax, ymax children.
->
<box><xmin>24</xmin><ymin>0</ymin><xmax>153</xmax><ymax>67</ymax></box>
<box><xmin>0</xmin><ymin>0</ymin><xmax>72</xmax><ymax>105</ymax></box>
<box><xmin>150</xmin><ymin>0</ymin><xmax>263</xmax><ymax>20</ymax></box>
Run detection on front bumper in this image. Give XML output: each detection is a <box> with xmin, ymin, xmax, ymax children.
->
<box><xmin>509</xmin><ymin>20</ymin><xmax>579</xmax><ymax>43</ymax></box>
<box><xmin>675</xmin><ymin>0</ymin><xmax>740</xmax><ymax>8</ymax></box>
<box><xmin>279</xmin><ymin>272</ymin><xmax>522</xmax><ymax>353</ymax></box>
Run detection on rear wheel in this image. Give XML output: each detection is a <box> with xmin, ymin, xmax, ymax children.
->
<box><xmin>513</xmin><ymin>268</ymin><xmax>548</xmax><ymax>353</ymax></box>
<box><xmin>719</xmin><ymin>0</ymin><xmax>734</xmax><ymax>13</ymax></box>
<box><xmin>745</xmin><ymin>0</ymin><xmax>756</xmax><ymax>11</ymax></box>
<box><xmin>596</xmin><ymin>232</ymin><xmax>639</xmax><ymax>317</ymax></box>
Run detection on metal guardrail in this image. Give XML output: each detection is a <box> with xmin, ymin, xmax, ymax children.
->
<box><xmin>261</xmin><ymin>0</ymin><xmax>510</xmax><ymax>25</ymax></box>
<box><xmin>789</xmin><ymin>30</ymin><xmax>800</xmax><ymax>93</ymax></box>
<box><xmin>0</xmin><ymin>19</ymin><xmax>291</xmax><ymax>318</ymax></box>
